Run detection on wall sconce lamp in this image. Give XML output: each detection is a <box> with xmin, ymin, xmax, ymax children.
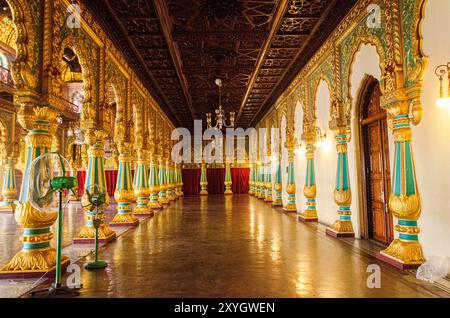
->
<box><xmin>314</xmin><ymin>126</ymin><xmax>326</xmax><ymax>147</ymax></box>
<box><xmin>435</xmin><ymin>62</ymin><xmax>450</xmax><ymax>108</ymax></box>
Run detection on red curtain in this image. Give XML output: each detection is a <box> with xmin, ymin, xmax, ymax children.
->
<box><xmin>231</xmin><ymin>168</ymin><xmax>250</xmax><ymax>194</ymax></box>
<box><xmin>77</xmin><ymin>171</ymin><xmax>86</xmax><ymax>197</ymax></box>
<box><xmin>207</xmin><ymin>168</ymin><xmax>225</xmax><ymax>194</ymax></box>
<box><xmin>105</xmin><ymin>170</ymin><xmax>118</xmax><ymax>198</ymax></box>
<box><xmin>182</xmin><ymin>169</ymin><xmax>201</xmax><ymax>195</ymax></box>
<box><xmin>77</xmin><ymin>170</ymin><xmax>118</xmax><ymax>198</ymax></box>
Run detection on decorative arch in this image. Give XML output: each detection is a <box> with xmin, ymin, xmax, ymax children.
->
<box><xmin>106</xmin><ymin>59</ymin><xmax>128</xmax><ymax>141</ymax></box>
<box><xmin>54</xmin><ymin>35</ymin><xmax>97</xmax><ymax>122</ymax></box>
<box><xmin>5</xmin><ymin>0</ymin><xmax>38</xmax><ymax>90</ymax></box>
<box><xmin>342</xmin><ymin>34</ymin><xmax>386</xmax><ymax>118</ymax></box>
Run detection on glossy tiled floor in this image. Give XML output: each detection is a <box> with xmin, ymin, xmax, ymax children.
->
<box><xmin>23</xmin><ymin>194</ymin><xmax>441</xmax><ymax>298</ymax></box>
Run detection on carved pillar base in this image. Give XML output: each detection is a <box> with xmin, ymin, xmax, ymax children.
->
<box><xmin>298</xmin><ymin>199</ymin><xmax>318</xmax><ymax>223</ymax></box>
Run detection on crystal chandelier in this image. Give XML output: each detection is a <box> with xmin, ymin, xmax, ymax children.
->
<box><xmin>206</xmin><ymin>78</ymin><xmax>235</xmax><ymax>130</ymax></box>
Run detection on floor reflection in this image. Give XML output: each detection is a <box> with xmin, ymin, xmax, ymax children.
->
<box><xmin>41</xmin><ymin>195</ymin><xmax>440</xmax><ymax>298</ymax></box>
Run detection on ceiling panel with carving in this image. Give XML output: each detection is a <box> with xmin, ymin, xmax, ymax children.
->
<box><xmin>85</xmin><ymin>0</ymin><xmax>358</xmax><ymax>130</ymax></box>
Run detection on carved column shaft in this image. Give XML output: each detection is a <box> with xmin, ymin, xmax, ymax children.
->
<box><xmin>110</xmin><ymin>142</ymin><xmax>139</xmax><ymax>226</ymax></box>
<box><xmin>299</xmin><ymin>131</ymin><xmax>318</xmax><ymax>222</ymax></box>
<box><xmin>75</xmin><ymin>129</ymin><xmax>116</xmax><ymax>243</ymax></box>
<box><xmin>200</xmin><ymin>163</ymin><xmax>208</xmax><ymax>195</ymax></box>
<box><xmin>224</xmin><ymin>162</ymin><xmax>233</xmax><ymax>195</ymax></box>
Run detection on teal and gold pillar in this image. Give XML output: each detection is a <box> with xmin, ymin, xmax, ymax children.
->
<box><xmin>166</xmin><ymin>160</ymin><xmax>175</xmax><ymax>201</ymax></box>
<box><xmin>224</xmin><ymin>162</ymin><xmax>233</xmax><ymax>195</ymax></box>
<box><xmin>0</xmin><ymin>157</ymin><xmax>17</xmax><ymax>213</ymax></box>
<box><xmin>75</xmin><ymin>129</ymin><xmax>116</xmax><ymax>243</ymax></box>
<box><xmin>200</xmin><ymin>163</ymin><xmax>208</xmax><ymax>195</ymax></box>
<box><xmin>254</xmin><ymin>163</ymin><xmax>261</xmax><ymax>197</ymax></box>
<box><xmin>176</xmin><ymin>165</ymin><xmax>184</xmax><ymax>196</ymax></box>
<box><xmin>377</xmin><ymin>105</ymin><xmax>425</xmax><ymax>269</ymax></box>
<box><xmin>299</xmin><ymin>131</ymin><xmax>318</xmax><ymax>223</ymax></box>
<box><xmin>283</xmin><ymin>131</ymin><xmax>296</xmax><ymax>212</ymax></box>
<box><xmin>148</xmin><ymin>155</ymin><xmax>162</xmax><ymax>210</ymax></box>
<box><xmin>0</xmin><ymin>106</ymin><xmax>70</xmax><ymax>277</ymax></box>
<box><xmin>264</xmin><ymin>156</ymin><xmax>273</xmax><ymax>203</ymax></box>
<box><xmin>326</xmin><ymin>128</ymin><xmax>354</xmax><ymax>238</ymax></box>
<box><xmin>272</xmin><ymin>154</ymin><xmax>283</xmax><ymax>207</ymax></box>
<box><xmin>248</xmin><ymin>164</ymin><xmax>255</xmax><ymax>195</ymax></box>
<box><xmin>258</xmin><ymin>163</ymin><xmax>265</xmax><ymax>199</ymax></box>
<box><xmin>158</xmin><ymin>156</ymin><xmax>169</xmax><ymax>205</ymax></box>
<box><xmin>133</xmin><ymin>149</ymin><xmax>152</xmax><ymax>216</ymax></box>
<box><xmin>110</xmin><ymin>142</ymin><xmax>139</xmax><ymax>227</ymax></box>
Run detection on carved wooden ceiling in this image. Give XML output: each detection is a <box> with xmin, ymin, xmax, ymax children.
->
<box><xmin>85</xmin><ymin>0</ymin><xmax>358</xmax><ymax>130</ymax></box>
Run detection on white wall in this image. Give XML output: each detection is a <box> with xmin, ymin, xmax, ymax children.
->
<box><xmin>412</xmin><ymin>0</ymin><xmax>450</xmax><ymax>258</ymax></box>
<box><xmin>312</xmin><ymin>0</ymin><xmax>450</xmax><ymax>258</ymax></box>
<box><xmin>294</xmin><ymin>102</ymin><xmax>306</xmax><ymax>212</ymax></box>
<box><xmin>314</xmin><ymin>80</ymin><xmax>338</xmax><ymax>228</ymax></box>
<box><xmin>347</xmin><ymin>44</ymin><xmax>383</xmax><ymax>240</ymax></box>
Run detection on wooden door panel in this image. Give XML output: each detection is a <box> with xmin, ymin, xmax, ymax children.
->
<box><xmin>361</xmin><ymin>81</ymin><xmax>393</xmax><ymax>245</ymax></box>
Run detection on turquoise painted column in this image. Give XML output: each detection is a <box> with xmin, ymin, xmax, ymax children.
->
<box><xmin>283</xmin><ymin>131</ymin><xmax>296</xmax><ymax>212</ymax></box>
<box><xmin>254</xmin><ymin>163</ymin><xmax>260</xmax><ymax>197</ymax></box>
<box><xmin>299</xmin><ymin>133</ymin><xmax>318</xmax><ymax>223</ymax></box>
<box><xmin>158</xmin><ymin>157</ymin><xmax>169</xmax><ymax>205</ymax></box>
<box><xmin>1</xmin><ymin>107</ymin><xmax>70</xmax><ymax>277</ymax></box>
<box><xmin>165</xmin><ymin>160</ymin><xmax>175</xmax><ymax>201</ymax></box>
<box><xmin>134</xmin><ymin>149</ymin><xmax>152</xmax><ymax>216</ymax></box>
<box><xmin>148</xmin><ymin>155</ymin><xmax>162</xmax><ymax>210</ymax></box>
<box><xmin>264</xmin><ymin>158</ymin><xmax>273</xmax><ymax>202</ymax></box>
<box><xmin>200</xmin><ymin>163</ymin><xmax>208</xmax><ymax>195</ymax></box>
<box><xmin>258</xmin><ymin>163</ymin><xmax>265</xmax><ymax>199</ymax></box>
<box><xmin>75</xmin><ymin>129</ymin><xmax>116</xmax><ymax>243</ymax></box>
<box><xmin>0</xmin><ymin>157</ymin><xmax>17</xmax><ymax>213</ymax></box>
<box><xmin>224</xmin><ymin>163</ymin><xmax>233</xmax><ymax>195</ymax></box>
<box><xmin>326</xmin><ymin>129</ymin><xmax>354</xmax><ymax>237</ymax></box>
<box><xmin>378</xmin><ymin>112</ymin><xmax>424</xmax><ymax>269</ymax></box>
<box><xmin>176</xmin><ymin>165</ymin><xmax>184</xmax><ymax>196</ymax></box>
<box><xmin>110</xmin><ymin>142</ymin><xmax>139</xmax><ymax>226</ymax></box>
<box><xmin>272</xmin><ymin>154</ymin><xmax>283</xmax><ymax>206</ymax></box>
<box><xmin>248</xmin><ymin>164</ymin><xmax>255</xmax><ymax>195</ymax></box>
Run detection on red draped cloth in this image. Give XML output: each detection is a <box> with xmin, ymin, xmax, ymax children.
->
<box><xmin>77</xmin><ymin>171</ymin><xmax>86</xmax><ymax>197</ymax></box>
<box><xmin>207</xmin><ymin>168</ymin><xmax>225</xmax><ymax>194</ymax></box>
<box><xmin>182</xmin><ymin>169</ymin><xmax>201</xmax><ymax>195</ymax></box>
<box><xmin>105</xmin><ymin>170</ymin><xmax>118</xmax><ymax>198</ymax></box>
<box><xmin>231</xmin><ymin>168</ymin><xmax>250</xmax><ymax>194</ymax></box>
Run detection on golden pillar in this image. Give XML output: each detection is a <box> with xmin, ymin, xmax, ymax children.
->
<box><xmin>299</xmin><ymin>129</ymin><xmax>318</xmax><ymax>223</ymax></box>
<box><xmin>224</xmin><ymin>162</ymin><xmax>233</xmax><ymax>195</ymax></box>
<box><xmin>0</xmin><ymin>106</ymin><xmax>69</xmax><ymax>278</ymax></box>
<box><xmin>0</xmin><ymin>156</ymin><xmax>18</xmax><ymax>213</ymax></box>
<box><xmin>283</xmin><ymin>129</ymin><xmax>297</xmax><ymax>212</ymax></box>
<box><xmin>74</xmin><ymin>129</ymin><xmax>116</xmax><ymax>243</ymax></box>
<box><xmin>110</xmin><ymin>142</ymin><xmax>139</xmax><ymax>226</ymax></box>
<box><xmin>133</xmin><ymin>149</ymin><xmax>153</xmax><ymax>216</ymax></box>
<box><xmin>377</xmin><ymin>96</ymin><xmax>425</xmax><ymax>269</ymax></box>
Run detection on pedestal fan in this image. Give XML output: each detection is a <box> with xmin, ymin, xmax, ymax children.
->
<box><xmin>82</xmin><ymin>185</ymin><xmax>108</xmax><ymax>270</ymax></box>
<box><xmin>27</xmin><ymin>152</ymin><xmax>80</xmax><ymax>297</ymax></box>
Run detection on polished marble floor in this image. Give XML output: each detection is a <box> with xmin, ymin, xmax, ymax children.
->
<box><xmin>14</xmin><ymin>195</ymin><xmax>445</xmax><ymax>298</ymax></box>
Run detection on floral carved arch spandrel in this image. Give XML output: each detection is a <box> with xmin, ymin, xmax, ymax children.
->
<box><xmin>53</xmin><ymin>35</ymin><xmax>97</xmax><ymax>122</ymax></box>
<box><xmin>6</xmin><ymin>0</ymin><xmax>38</xmax><ymax>90</ymax></box>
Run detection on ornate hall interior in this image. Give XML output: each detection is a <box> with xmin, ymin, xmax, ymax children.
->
<box><xmin>0</xmin><ymin>0</ymin><xmax>449</xmax><ymax>300</ymax></box>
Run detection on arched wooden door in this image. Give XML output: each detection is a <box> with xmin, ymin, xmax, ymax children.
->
<box><xmin>360</xmin><ymin>79</ymin><xmax>394</xmax><ymax>245</ymax></box>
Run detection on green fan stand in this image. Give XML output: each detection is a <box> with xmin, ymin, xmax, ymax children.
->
<box><xmin>85</xmin><ymin>194</ymin><xmax>108</xmax><ymax>270</ymax></box>
<box><xmin>29</xmin><ymin>153</ymin><xmax>81</xmax><ymax>297</ymax></box>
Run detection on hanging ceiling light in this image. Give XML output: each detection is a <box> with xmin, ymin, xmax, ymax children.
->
<box><xmin>206</xmin><ymin>78</ymin><xmax>235</xmax><ymax>130</ymax></box>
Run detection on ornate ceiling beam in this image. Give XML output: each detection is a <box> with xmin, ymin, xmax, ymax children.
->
<box><xmin>154</xmin><ymin>0</ymin><xmax>197</xmax><ymax>121</ymax></box>
<box><xmin>249</xmin><ymin>0</ymin><xmax>344</xmax><ymax>127</ymax></box>
<box><xmin>236</xmin><ymin>0</ymin><xmax>290</xmax><ymax>123</ymax></box>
